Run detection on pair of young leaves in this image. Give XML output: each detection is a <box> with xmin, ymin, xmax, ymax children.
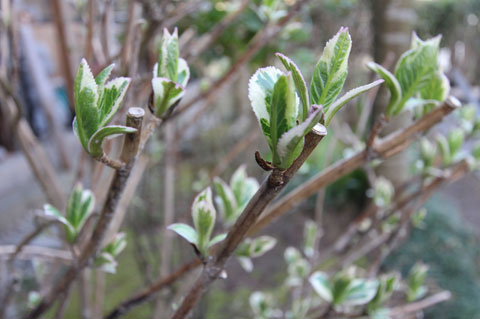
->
<box><xmin>368</xmin><ymin>33</ymin><xmax>450</xmax><ymax>117</ymax></box>
<box><xmin>73</xmin><ymin>28</ymin><xmax>190</xmax><ymax>157</ymax></box>
<box><xmin>249</xmin><ymin>27</ymin><xmax>383</xmax><ymax>170</ymax></box>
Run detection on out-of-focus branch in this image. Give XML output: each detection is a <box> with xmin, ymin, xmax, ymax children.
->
<box><xmin>172</xmin><ymin>0</ymin><xmax>312</xmax><ymax>121</ymax></box>
<box><xmin>389</xmin><ymin>291</ymin><xmax>452</xmax><ymax>317</ymax></box>
<box><xmin>26</xmin><ymin>108</ymin><xmax>145</xmax><ymax>319</ymax></box>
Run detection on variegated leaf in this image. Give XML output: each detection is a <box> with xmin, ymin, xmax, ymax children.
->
<box><xmin>310</xmin><ymin>27</ymin><xmax>351</xmax><ymax>108</ymax></box>
<box><xmin>276</xmin><ymin>106</ymin><xmax>326</xmax><ymax>169</ymax></box>
<box><xmin>157</xmin><ymin>28</ymin><xmax>179</xmax><ymax>82</ymax></box>
<box><xmin>248</xmin><ymin>66</ymin><xmax>283</xmax><ymax>145</ymax></box>
<box><xmin>168</xmin><ymin>223</ymin><xmax>198</xmax><ymax>246</ymax></box>
<box><xmin>310</xmin><ymin>271</ymin><xmax>333</xmax><ymax>303</ymax></box>
<box><xmin>213</xmin><ymin>177</ymin><xmax>238</xmax><ymax>224</ymax></box>
<box><xmin>43</xmin><ymin>204</ymin><xmax>75</xmax><ymax>236</ymax></box>
<box><xmin>192</xmin><ymin>188</ymin><xmax>216</xmax><ymax>255</ymax></box>
<box><xmin>151</xmin><ymin>77</ymin><xmax>185</xmax><ymax>117</ymax></box>
<box><xmin>177</xmin><ymin>58</ymin><xmax>190</xmax><ymax>87</ymax></box>
<box><xmin>249</xmin><ymin>236</ymin><xmax>277</xmax><ymax>258</ymax></box>
<box><xmin>270</xmin><ymin>73</ymin><xmax>298</xmax><ymax>167</ymax></box>
<box><xmin>209</xmin><ymin>233</ymin><xmax>227</xmax><ymax>247</ymax></box>
<box><xmin>420</xmin><ymin>71</ymin><xmax>450</xmax><ymax>102</ymax></box>
<box><xmin>324</xmin><ymin>79</ymin><xmax>384</xmax><ymax>126</ymax></box>
<box><xmin>98</xmin><ymin>77</ymin><xmax>131</xmax><ymax>126</ymax></box>
<box><xmin>276</xmin><ymin>53</ymin><xmax>309</xmax><ymax>121</ymax></box>
<box><xmin>95</xmin><ymin>64</ymin><xmax>114</xmax><ymax>89</ymax></box>
<box><xmin>88</xmin><ymin>125</ymin><xmax>137</xmax><ymax>157</ymax></box>
<box><xmin>367</xmin><ymin>62</ymin><xmax>402</xmax><ymax>116</ymax></box>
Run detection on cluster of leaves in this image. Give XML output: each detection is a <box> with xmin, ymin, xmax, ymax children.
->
<box><xmin>371</xmin><ymin>176</ymin><xmax>395</xmax><ymax>208</ymax></box>
<box><xmin>170</xmin><ymin>167</ymin><xmax>277</xmax><ymax>268</ymax></box>
<box><xmin>368</xmin><ymin>33</ymin><xmax>449</xmax><ymax>117</ymax></box>
<box><xmin>44</xmin><ymin>184</ymin><xmax>94</xmax><ymax>243</ymax></box>
<box><xmin>406</xmin><ymin>262</ymin><xmax>429</xmax><ymax>302</ymax></box>
<box><xmin>151</xmin><ymin>28</ymin><xmax>190</xmax><ymax>118</ymax></box>
<box><xmin>168</xmin><ymin>188</ymin><xmax>226</xmax><ymax>258</ymax></box>
<box><xmin>417</xmin><ymin>104</ymin><xmax>480</xmax><ymax>175</ymax></box>
<box><xmin>94</xmin><ymin>233</ymin><xmax>127</xmax><ymax>273</ymax></box>
<box><xmin>249</xmin><ymin>27</ymin><xmax>383</xmax><ymax>169</ymax></box>
<box><xmin>214</xmin><ymin>165</ymin><xmax>259</xmax><ymax>225</ymax></box>
<box><xmin>73</xmin><ymin>60</ymin><xmax>134</xmax><ymax>157</ymax></box>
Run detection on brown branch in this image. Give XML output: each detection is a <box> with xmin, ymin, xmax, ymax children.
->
<box><xmin>389</xmin><ymin>291</ymin><xmax>452</xmax><ymax>317</ymax></box>
<box><xmin>105</xmin><ymin>97</ymin><xmax>460</xmax><ymax>318</ymax></box>
<box><xmin>26</xmin><ymin>108</ymin><xmax>144</xmax><ymax>319</ymax></box>
<box><xmin>171</xmin><ymin>126</ymin><xmax>327</xmax><ymax>318</ymax></box>
<box><xmin>0</xmin><ymin>245</ymin><xmax>73</xmax><ymax>263</ymax></box>
<box><xmin>50</xmin><ymin>0</ymin><xmax>75</xmax><ymax>110</ymax></box>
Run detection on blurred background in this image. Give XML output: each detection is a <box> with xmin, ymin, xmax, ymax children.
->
<box><xmin>0</xmin><ymin>0</ymin><xmax>479</xmax><ymax>318</ymax></box>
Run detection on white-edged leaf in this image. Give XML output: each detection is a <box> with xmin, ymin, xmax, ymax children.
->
<box><xmin>276</xmin><ymin>52</ymin><xmax>309</xmax><ymax>120</ymax></box>
<box><xmin>420</xmin><ymin>71</ymin><xmax>450</xmax><ymax>102</ymax></box>
<box><xmin>43</xmin><ymin>204</ymin><xmax>74</xmax><ymax>234</ymax></box>
<box><xmin>177</xmin><ymin>58</ymin><xmax>190</xmax><ymax>87</ymax></box>
<box><xmin>168</xmin><ymin>223</ymin><xmax>198</xmax><ymax>246</ymax></box>
<box><xmin>98</xmin><ymin>77</ymin><xmax>131</xmax><ymax>126</ymax></box>
<box><xmin>324</xmin><ymin>79</ymin><xmax>384</xmax><ymax>126</ymax></box>
<box><xmin>151</xmin><ymin>77</ymin><xmax>185</xmax><ymax>117</ymax></box>
<box><xmin>230</xmin><ymin>165</ymin><xmax>247</xmax><ymax>204</ymax></box>
<box><xmin>95</xmin><ymin>63</ymin><xmax>114</xmax><ymax>89</ymax></box>
<box><xmin>213</xmin><ymin>177</ymin><xmax>238</xmax><ymax>224</ymax></box>
<box><xmin>309</xmin><ymin>271</ymin><xmax>333</xmax><ymax>303</ymax></box>
<box><xmin>192</xmin><ymin>188</ymin><xmax>216</xmax><ymax>255</ymax></box>
<box><xmin>249</xmin><ymin>235</ymin><xmax>277</xmax><ymax>258</ymax></box>
<box><xmin>157</xmin><ymin>28</ymin><xmax>179</xmax><ymax>81</ymax></box>
<box><xmin>209</xmin><ymin>233</ymin><xmax>227</xmax><ymax>247</ymax></box>
<box><xmin>343</xmin><ymin>279</ymin><xmax>379</xmax><ymax>306</ymax></box>
<box><xmin>237</xmin><ymin>256</ymin><xmax>254</xmax><ymax>272</ymax></box>
<box><xmin>310</xmin><ymin>27</ymin><xmax>351</xmax><ymax>108</ymax></box>
<box><xmin>88</xmin><ymin>125</ymin><xmax>137</xmax><ymax>157</ymax></box>
<box><xmin>367</xmin><ymin>62</ymin><xmax>402</xmax><ymax>116</ymax></box>
<box><xmin>276</xmin><ymin>106</ymin><xmax>326</xmax><ymax>169</ymax></box>
<box><xmin>303</xmin><ymin>220</ymin><xmax>318</xmax><ymax>258</ymax></box>
<box><xmin>436</xmin><ymin>134</ymin><xmax>451</xmax><ymax>166</ymax></box>
<box><xmin>248</xmin><ymin>66</ymin><xmax>283</xmax><ymax>134</ymax></box>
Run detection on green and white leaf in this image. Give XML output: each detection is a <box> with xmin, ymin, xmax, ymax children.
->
<box><xmin>88</xmin><ymin>125</ymin><xmax>137</xmax><ymax>157</ymax></box>
<box><xmin>310</xmin><ymin>27</ymin><xmax>351</xmax><ymax>108</ymax></box>
<box><xmin>248</xmin><ymin>66</ymin><xmax>283</xmax><ymax>144</ymax></box>
<box><xmin>324</xmin><ymin>79</ymin><xmax>384</xmax><ymax>126</ymax></box>
<box><xmin>420</xmin><ymin>71</ymin><xmax>450</xmax><ymax>102</ymax></box>
<box><xmin>209</xmin><ymin>233</ymin><xmax>227</xmax><ymax>247</ymax></box>
<box><xmin>276</xmin><ymin>53</ymin><xmax>309</xmax><ymax>121</ymax></box>
<box><xmin>104</xmin><ymin>232</ymin><xmax>127</xmax><ymax>256</ymax></box>
<box><xmin>270</xmin><ymin>73</ymin><xmax>298</xmax><ymax>167</ymax></box>
<box><xmin>447</xmin><ymin>128</ymin><xmax>464</xmax><ymax>156</ymax></box>
<box><xmin>151</xmin><ymin>77</ymin><xmax>185</xmax><ymax>117</ymax></box>
<box><xmin>276</xmin><ymin>106</ymin><xmax>326</xmax><ymax>169</ymax></box>
<box><xmin>192</xmin><ymin>188</ymin><xmax>216</xmax><ymax>255</ymax></box>
<box><xmin>177</xmin><ymin>58</ymin><xmax>190</xmax><ymax>87</ymax></box>
<box><xmin>309</xmin><ymin>271</ymin><xmax>333</xmax><ymax>303</ymax></box>
<box><xmin>303</xmin><ymin>220</ymin><xmax>318</xmax><ymax>258</ymax></box>
<box><xmin>249</xmin><ymin>236</ymin><xmax>277</xmax><ymax>258</ymax></box>
<box><xmin>95</xmin><ymin>63</ymin><xmax>114</xmax><ymax>89</ymax></box>
<box><xmin>436</xmin><ymin>134</ymin><xmax>451</xmax><ymax>166</ymax></box>
<box><xmin>168</xmin><ymin>223</ymin><xmax>198</xmax><ymax>246</ymax></box>
<box><xmin>43</xmin><ymin>204</ymin><xmax>75</xmax><ymax>235</ymax></box>
<box><xmin>156</xmin><ymin>28</ymin><xmax>179</xmax><ymax>81</ymax></box>
<box><xmin>213</xmin><ymin>177</ymin><xmax>238</xmax><ymax>224</ymax></box>
<box><xmin>367</xmin><ymin>62</ymin><xmax>402</xmax><ymax>116</ymax></box>
<box><xmin>97</xmin><ymin>77</ymin><xmax>131</xmax><ymax>127</ymax></box>
<box><xmin>342</xmin><ymin>279</ymin><xmax>379</xmax><ymax>306</ymax></box>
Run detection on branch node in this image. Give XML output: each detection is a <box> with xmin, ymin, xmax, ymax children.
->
<box><xmin>255</xmin><ymin>151</ymin><xmax>274</xmax><ymax>171</ymax></box>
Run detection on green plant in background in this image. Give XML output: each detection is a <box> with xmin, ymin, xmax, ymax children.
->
<box><xmin>94</xmin><ymin>232</ymin><xmax>127</xmax><ymax>273</ymax></box>
<box><xmin>43</xmin><ymin>183</ymin><xmax>95</xmax><ymax>243</ymax></box>
<box><xmin>436</xmin><ymin>128</ymin><xmax>465</xmax><ymax>166</ymax></box>
<box><xmin>372</xmin><ymin>176</ymin><xmax>395</xmax><ymax>208</ymax></box>
<box><xmin>249</xmin><ymin>291</ymin><xmax>283</xmax><ymax>319</ymax></box>
<box><xmin>406</xmin><ymin>262</ymin><xmax>429</xmax><ymax>302</ymax></box>
<box><xmin>249</xmin><ymin>27</ymin><xmax>383</xmax><ymax>170</ymax></box>
<box><xmin>367</xmin><ymin>273</ymin><xmax>398</xmax><ymax>316</ymax></box>
<box><xmin>309</xmin><ymin>270</ymin><xmax>379</xmax><ymax>308</ymax></box>
<box><xmin>368</xmin><ymin>32</ymin><xmax>449</xmax><ymax>117</ymax></box>
<box><xmin>151</xmin><ymin>28</ymin><xmax>190</xmax><ymax>118</ymax></box>
<box><xmin>168</xmin><ymin>188</ymin><xmax>226</xmax><ymax>258</ymax></box>
<box><xmin>214</xmin><ymin>165</ymin><xmax>259</xmax><ymax>226</ymax></box>
<box><xmin>72</xmin><ymin>60</ymin><xmax>134</xmax><ymax>158</ymax></box>
<box><xmin>303</xmin><ymin>220</ymin><xmax>319</xmax><ymax>258</ymax></box>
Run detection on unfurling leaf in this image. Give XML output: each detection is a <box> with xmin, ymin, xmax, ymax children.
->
<box><xmin>168</xmin><ymin>223</ymin><xmax>198</xmax><ymax>246</ymax></box>
<box><xmin>310</xmin><ymin>27</ymin><xmax>351</xmax><ymax>108</ymax></box>
<box><xmin>419</xmin><ymin>138</ymin><xmax>437</xmax><ymax>169</ymax></box>
<box><xmin>248</xmin><ymin>236</ymin><xmax>277</xmax><ymax>258</ymax></box>
<box><xmin>407</xmin><ymin>263</ymin><xmax>429</xmax><ymax>302</ymax></box>
<box><xmin>373</xmin><ymin>177</ymin><xmax>394</xmax><ymax>208</ymax></box>
<box><xmin>87</xmin><ymin>125</ymin><xmax>137</xmax><ymax>158</ymax></box>
<box><xmin>151</xmin><ymin>28</ymin><xmax>190</xmax><ymax>118</ymax></box>
<box><xmin>192</xmin><ymin>188</ymin><xmax>216</xmax><ymax>256</ymax></box>
<box><xmin>94</xmin><ymin>233</ymin><xmax>127</xmax><ymax>274</ymax></box>
<box><xmin>213</xmin><ymin>177</ymin><xmax>238</xmax><ymax>224</ymax></box>
<box><xmin>73</xmin><ymin>59</ymin><xmax>132</xmax><ymax>157</ymax></box>
<box><xmin>323</xmin><ymin>79</ymin><xmax>384</xmax><ymax>126</ymax></box>
<box><xmin>276</xmin><ymin>53</ymin><xmax>309</xmax><ymax>121</ymax></box>
<box><xmin>367</xmin><ymin>62</ymin><xmax>402</xmax><ymax>116</ymax></box>
<box><xmin>309</xmin><ymin>271</ymin><xmax>333</xmax><ymax>303</ymax></box>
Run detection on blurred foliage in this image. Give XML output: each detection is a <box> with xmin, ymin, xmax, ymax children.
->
<box><xmin>384</xmin><ymin>196</ymin><xmax>480</xmax><ymax>319</ymax></box>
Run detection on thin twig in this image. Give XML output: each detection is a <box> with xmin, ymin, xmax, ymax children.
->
<box><xmin>389</xmin><ymin>291</ymin><xmax>452</xmax><ymax>317</ymax></box>
<box><xmin>26</xmin><ymin>108</ymin><xmax>145</xmax><ymax>319</ymax></box>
